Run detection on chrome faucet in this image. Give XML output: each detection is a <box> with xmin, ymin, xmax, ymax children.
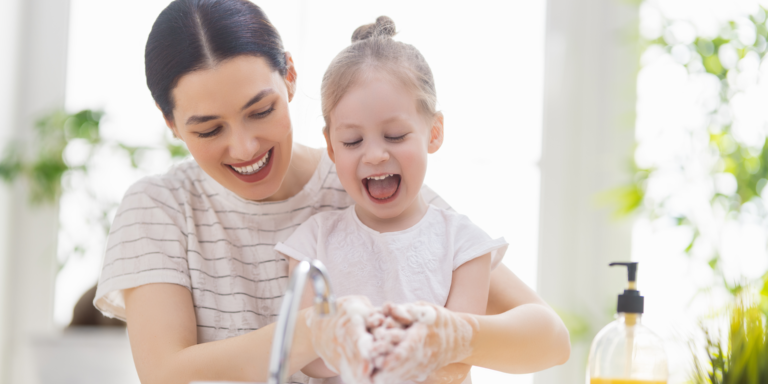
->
<box><xmin>267</xmin><ymin>260</ymin><xmax>336</xmax><ymax>384</ymax></box>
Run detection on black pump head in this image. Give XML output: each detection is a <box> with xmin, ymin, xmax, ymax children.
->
<box><xmin>609</xmin><ymin>262</ymin><xmax>644</xmax><ymax>314</ymax></box>
<box><xmin>610</xmin><ymin>262</ymin><xmax>638</xmax><ymax>282</ymax></box>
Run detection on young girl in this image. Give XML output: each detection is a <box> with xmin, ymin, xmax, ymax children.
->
<box><xmin>275</xmin><ymin>16</ymin><xmax>508</xmax><ymax>384</ymax></box>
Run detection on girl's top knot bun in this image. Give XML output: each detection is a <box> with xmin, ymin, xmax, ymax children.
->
<box><xmin>351</xmin><ymin>16</ymin><xmax>397</xmax><ymax>43</ymax></box>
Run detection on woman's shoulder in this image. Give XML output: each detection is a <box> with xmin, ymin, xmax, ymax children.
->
<box><xmin>122</xmin><ymin>159</ymin><xmax>207</xmax><ymax>202</ymax></box>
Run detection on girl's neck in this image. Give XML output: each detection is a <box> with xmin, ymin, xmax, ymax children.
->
<box><xmin>354</xmin><ymin>194</ymin><xmax>429</xmax><ymax>233</ymax></box>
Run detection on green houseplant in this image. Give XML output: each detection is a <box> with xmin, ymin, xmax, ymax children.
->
<box><xmin>0</xmin><ymin>108</ymin><xmax>188</xmax><ymax>268</ymax></box>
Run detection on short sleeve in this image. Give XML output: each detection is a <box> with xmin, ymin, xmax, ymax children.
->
<box><xmin>94</xmin><ymin>178</ymin><xmax>191</xmax><ymax>321</ymax></box>
<box><xmin>274</xmin><ymin>215</ymin><xmax>321</xmax><ymax>263</ymax></box>
<box><xmin>421</xmin><ymin>184</ymin><xmax>451</xmax><ymax>211</ymax></box>
<box><xmin>449</xmin><ymin>213</ymin><xmax>508</xmax><ymax>271</ymax></box>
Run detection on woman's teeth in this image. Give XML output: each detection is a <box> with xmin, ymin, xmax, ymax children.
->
<box><xmin>367</xmin><ymin>174</ymin><xmax>394</xmax><ymax>180</ymax></box>
<box><xmin>231</xmin><ymin>151</ymin><xmax>270</xmax><ymax>175</ymax></box>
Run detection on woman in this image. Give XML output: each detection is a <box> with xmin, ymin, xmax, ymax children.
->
<box><xmin>93</xmin><ymin>1</ymin><xmax>570</xmax><ymax>383</ymax></box>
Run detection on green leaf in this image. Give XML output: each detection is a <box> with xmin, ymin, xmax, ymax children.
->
<box><xmin>704</xmin><ymin>55</ymin><xmax>725</xmax><ymax>76</ymax></box>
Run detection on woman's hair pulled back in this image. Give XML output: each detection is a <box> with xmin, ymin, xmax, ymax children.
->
<box><xmin>146</xmin><ymin>0</ymin><xmax>287</xmax><ymax>119</ymax></box>
<box><xmin>321</xmin><ymin>16</ymin><xmax>437</xmax><ymax>133</ymax></box>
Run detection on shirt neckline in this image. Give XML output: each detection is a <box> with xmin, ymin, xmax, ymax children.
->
<box><xmin>349</xmin><ymin>204</ymin><xmax>436</xmax><ymax>236</ymax></box>
<box><xmin>200</xmin><ymin>150</ymin><xmax>333</xmax><ymax>208</ymax></box>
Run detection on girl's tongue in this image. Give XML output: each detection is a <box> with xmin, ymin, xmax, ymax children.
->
<box><xmin>366</xmin><ymin>175</ymin><xmax>401</xmax><ymax>199</ymax></box>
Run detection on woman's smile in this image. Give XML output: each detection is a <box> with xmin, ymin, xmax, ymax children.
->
<box><xmin>226</xmin><ymin>147</ymin><xmax>274</xmax><ymax>183</ymax></box>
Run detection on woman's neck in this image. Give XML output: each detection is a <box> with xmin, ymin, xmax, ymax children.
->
<box><xmin>354</xmin><ymin>194</ymin><xmax>429</xmax><ymax>233</ymax></box>
<box><xmin>260</xmin><ymin>143</ymin><xmax>323</xmax><ymax>202</ymax></box>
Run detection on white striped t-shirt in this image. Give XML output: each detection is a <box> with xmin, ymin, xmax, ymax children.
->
<box><xmin>94</xmin><ymin>152</ymin><xmax>448</xmax><ymax>344</ymax></box>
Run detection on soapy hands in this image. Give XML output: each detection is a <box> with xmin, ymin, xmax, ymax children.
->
<box><xmin>306</xmin><ymin>296</ymin><xmax>477</xmax><ymax>384</ymax></box>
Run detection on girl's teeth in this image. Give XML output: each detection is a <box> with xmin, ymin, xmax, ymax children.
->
<box><xmin>367</xmin><ymin>174</ymin><xmax>394</xmax><ymax>180</ymax></box>
<box><xmin>232</xmin><ymin>152</ymin><xmax>270</xmax><ymax>175</ymax></box>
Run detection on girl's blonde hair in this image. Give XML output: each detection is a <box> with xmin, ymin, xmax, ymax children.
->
<box><xmin>321</xmin><ymin>16</ymin><xmax>437</xmax><ymax>133</ymax></box>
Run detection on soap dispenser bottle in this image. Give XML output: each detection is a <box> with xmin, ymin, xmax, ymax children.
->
<box><xmin>586</xmin><ymin>262</ymin><xmax>667</xmax><ymax>384</ymax></box>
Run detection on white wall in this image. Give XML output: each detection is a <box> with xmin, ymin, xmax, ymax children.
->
<box><xmin>535</xmin><ymin>0</ymin><xmax>640</xmax><ymax>382</ymax></box>
<box><xmin>0</xmin><ymin>0</ymin><xmax>71</xmax><ymax>383</ymax></box>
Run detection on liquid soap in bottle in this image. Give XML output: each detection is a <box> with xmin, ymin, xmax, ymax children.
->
<box><xmin>586</xmin><ymin>262</ymin><xmax>667</xmax><ymax>384</ymax></box>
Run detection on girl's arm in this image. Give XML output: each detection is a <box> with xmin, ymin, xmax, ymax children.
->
<box><xmin>460</xmin><ymin>264</ymin><xmax>571</xmax><ymax>372</ymax></box>
<box><xmin>423</xmin><ymin>253</ymin><xmax>492</xmax><ymax>384</ymax></box>
<box><xmin>123</xmin><ymin>283</ymin><xmax>319</xmax><ymax>384</ymax></box>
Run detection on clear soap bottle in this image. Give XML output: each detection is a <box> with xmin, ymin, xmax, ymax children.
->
<box><xmin>586</xmin><ymin>262</ymin><xmax>668</xmax><ymax>384</ymax></box>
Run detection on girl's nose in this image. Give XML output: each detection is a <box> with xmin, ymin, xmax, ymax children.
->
<box><xmin>229</xmin><ymin>125</ymin><xmax>260</xmax><ymax>161</ymax></box>
<box><xmin>362</xmin><ymin>143</ymin><xmax>390</xmax><ymax>165</ymax></box>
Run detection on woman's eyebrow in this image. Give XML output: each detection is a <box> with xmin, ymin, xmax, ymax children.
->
<box><xmin>186</xmin><ymin>115</ymin><xmax>219</xmax><ymax>125</ymax></box>
<box><xmin>241</xmin><ymin>88</ymin><xmax>275</xmax><ymax>111</ymax></box>
<box><xmin>185</xmin><ymin>89</ymin><xmax>276</xmax><ymax>126</ymax></box>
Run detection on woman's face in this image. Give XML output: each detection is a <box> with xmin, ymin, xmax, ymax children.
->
<box><xmin>166</xmin><ymin>55</ymin><xmax>296</xmax><ymax>201</ymax></box>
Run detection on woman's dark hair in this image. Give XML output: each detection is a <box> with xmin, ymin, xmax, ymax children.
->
<box><xmin>146</xmin><ymin>0</ymin><xmax>287</xmax><ymax>119</ymax></box>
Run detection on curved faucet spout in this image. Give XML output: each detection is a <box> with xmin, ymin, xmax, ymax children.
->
<box><xmin>268</xmin><ymin>260</ymin><xmax>336</xmax><ymax>384</ymax></box>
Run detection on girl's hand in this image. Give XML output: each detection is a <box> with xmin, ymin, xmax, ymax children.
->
<box><xmin>305</xmin><ymin>295</ymin><xmax>377</xmax><ymax>384</ymax></box>
<box><xmin>374</xmin><ymin>302</ymin><xmax>478</xmax><ymax>384</ymax></box>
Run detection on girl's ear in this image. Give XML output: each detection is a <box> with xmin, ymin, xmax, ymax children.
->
<box><xmin>283</xmin><ymin>52</ymin><xmax>298</xmax><ymax>102</ymax></box>
<box><xmin>323</xmin><ymin>129</ymin><xmax>336</xmax><ymax>163</ymax></box>
<box><xmin>427</xmin><ymin>112</ymin><xmax>444</xmax><ymax>154</ymax></box>
<box><xmin>158</xmin><ymin>103</ymin><xmax>182</xmax><ymax>141</ymax></box>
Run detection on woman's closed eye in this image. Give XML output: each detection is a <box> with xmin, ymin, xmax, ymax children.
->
<box><xmin>197</xmin><ymin>126</ymin><xmax>222</xmax><ymax>138</ymax></box>
<box><xmin>249</xmin><ymin>106</ymin><xmax>275</xmax><ymax>119</ymax></box>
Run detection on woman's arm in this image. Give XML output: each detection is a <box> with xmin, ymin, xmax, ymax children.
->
<box><xmin>460</xmin><ymin>264</ymin><xmax>571</xmax><ymax>372</ymax></box>
<box><xmin>124</xmin><ymin>283</ymin><xmax>319</xmax><ymax>384</ymax></box>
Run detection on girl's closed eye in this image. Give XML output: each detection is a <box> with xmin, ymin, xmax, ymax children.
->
<box><xmin>197</xmin><ymin>126</ymin><xmax>222</xmax><ymax>138</ymax></box>
<box><xmin>385</xmin><ymin>133</ymin><xmax>408</xmax><ymax>142</ymax></box>
<box><xmin>342</xmin><ymin>138</ymin><xmax>363</xmax><ymax>148</ymax></box>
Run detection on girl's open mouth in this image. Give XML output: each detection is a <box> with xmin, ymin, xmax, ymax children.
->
<box><xmin>226</xmin><ymin>148</ymin><xmax>274</xmax><ymax>183</ymax></box>
<box><xmin>362</xmin><ymin>174</ymin><xmax>401</xmax><ymax>204</ymax></box>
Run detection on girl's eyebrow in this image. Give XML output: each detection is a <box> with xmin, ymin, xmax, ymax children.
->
<box><xmin>334</xmin><ymin>122</ymin><xmax>363</xmax><ymax>131</ymax></box>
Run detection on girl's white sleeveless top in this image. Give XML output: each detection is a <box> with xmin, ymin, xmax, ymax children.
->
<box><xmin>94</xmin><ymin>152</ymin><xmax>448</xmax><ymax>379</ymax></box>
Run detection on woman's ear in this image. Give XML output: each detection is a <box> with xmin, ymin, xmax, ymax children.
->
<box><xmin>284</xmin><ymin>52</ymin><xmax>298</xmax><ymax>102</ymax></box>
<box><xmin>323</xmin><ymin>129</ymin><xmax>335</xmax><ymax>163</ymax></box>
<box><xmin>157</xmin><ymin>103</ymin><xmax>182</xmax><ymax>141</ymax></box>
<box><xmin>427</xmin><ymin>112</ymin><xmax>444</xmax><ymax>154</ymax></box>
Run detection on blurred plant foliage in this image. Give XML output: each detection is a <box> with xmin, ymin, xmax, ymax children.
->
<box><xmin>0</xmin><ymin>109</ymin><xmax>188</xmax><ymax>266</ymax></box>
<box><xmin>612</xmin><ymin>5</ymin><xmax>768</xmax><ymax>299</ymax></box>
<box><xmin>693</xmin><ymin>286</ymin><xmax>768</xmax><ymax>384</ymax></box>
<box><xmin>615</xmin><ymin>3</ymin><xmax>768</xmax><ymax>381</ymax></box>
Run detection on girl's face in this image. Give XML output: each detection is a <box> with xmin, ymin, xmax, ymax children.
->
<box><xmin>166</xmin><ymin>55</ymin><xmax>296</xmax><ymax>201</ymax></box>
<box><xmin>325</xmin><ymin>74</ymin><xmax>443</xmax><ymax>225</ymax></box>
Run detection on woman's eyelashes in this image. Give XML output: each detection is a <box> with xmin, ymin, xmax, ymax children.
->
<box><xmin>195</xmin><ymin>106</ymin><xmax>275</xmax><ymax>138</ymax></box>
<box><xmin>197</xmin><ymin>126</ymin><xmax>222</xmax><ymax>138</ymax></box>
<box><xmin>249</xmin><ymin>106</ymin><xmax>275</xmax><ymax>119</ymax></box>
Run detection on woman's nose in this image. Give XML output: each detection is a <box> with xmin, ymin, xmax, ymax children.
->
<box><xmin>362</xmin><ymin>142</ymin><xmax>390</xmax><ymax>165</ymax></box>
<box><xmin>229</xmin><ymin>125</ymin><xmax>260</xmax><ymax>161</ymax></box>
